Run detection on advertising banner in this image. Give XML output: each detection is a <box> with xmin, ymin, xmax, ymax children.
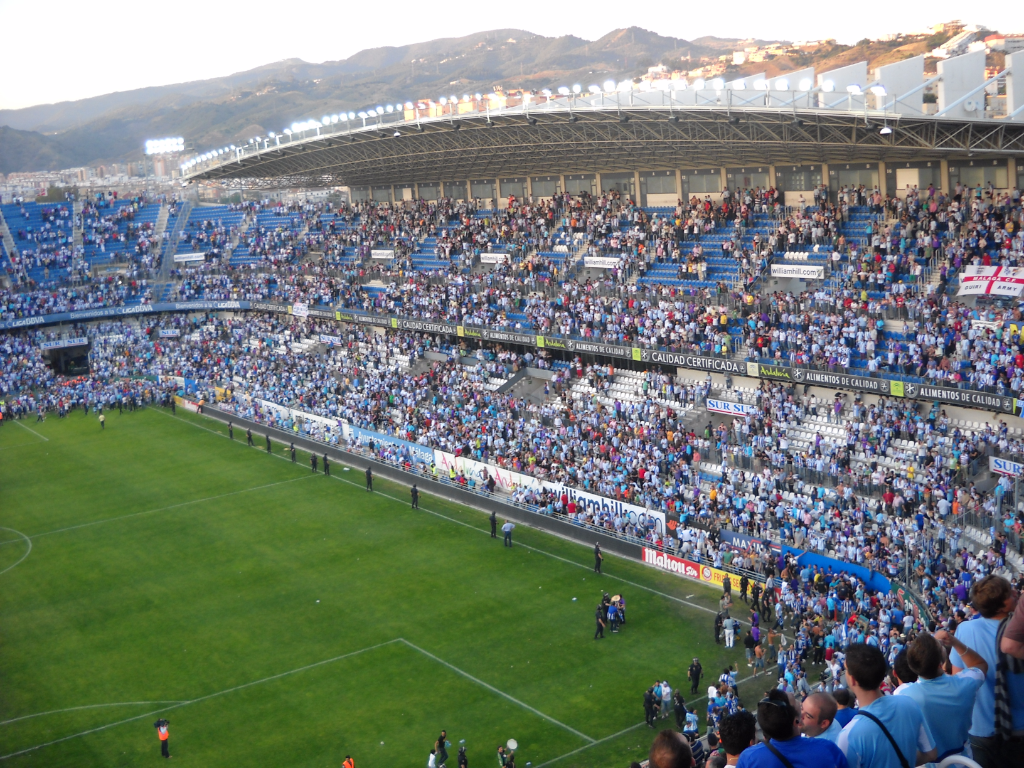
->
<box><xmin>480</xmin><ymin>254</ymin><xmax>508</xmax><ymax>264</ymax></box>
<box><xmin>319</xmin><ymin>334</ymin><xmax>343</xmax><ymax>346</ymax></box>
<box><xmin>431</xmin><ymin>450</ymin><xmax>540</xmax><ymax>491</ymax></box>
<box><xmin>990</xmin><ymin>455</ymin><xmax>1024</xmax><ymax>477</ymax></box>
<box><xmin>642</xmin><ymin>548</ymin><xmax>700</xmax><ymax>579</ymax></box>
<box><xmin>370</xmin><ymin>249</ymin><xmax>395</xmax><ymax>260</ymax></box>
<box><xmin>556</xmin><ymin>486</ymin><xmax>665</xmax><ymax>533</ymax></box>
<box><xmin>173</xmin><ymin>395</ymin><xmax>201</xmax><ymax>413</ymax></box>
<box><xmin>771</xmin><ymin>263</ymin><xmax>825</xmax><ymax>279</ymax></box>
<box><xmin>720</xmin><ymin>529</ymin><xmax>779</xmax><ymax>555</ymax></box>
<box><xmin>583</xmin><ymin>256</ymin><xmax>622</xmax><ymax>269</ymax></box>
<box><xmin>173</xmin><ymin>252</ymin><xmax>207</xmax><ymax>263</ymax></box>
<box><xmin>348</xmin><ymin>425</ymin><xmax>434</xmax><ymax>465</ymax></box>
<box><xmin>159</xmin><ymin>329</ymin><xmax>181</xmax><ymax>337</ymax></box>
<box><xmin>707</xmin><ymin>398</ymin><xmax>759</xmax><ymax>416</ymax></box>
<box><xmin>39</xmin><ymin>337</ymin><xmax>88</xmax><ymax>350</ymax></box>
<box><xmin>290</xmin><ymin>302</ymin><xmax>309</xmax><ymax>318</ymax></box>
<box><xmin>635</xmin><ymin>348</ymin><xmax>745</xmax><ymax>373</ymax></box>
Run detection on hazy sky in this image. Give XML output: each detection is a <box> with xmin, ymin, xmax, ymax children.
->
<box><xmin>1</xmin><ymin>0</ymin><xmax>1019</xmax><ymax>110</ymax></box>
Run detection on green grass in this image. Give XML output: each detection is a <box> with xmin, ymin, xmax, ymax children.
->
<box><xmin>0</xmin><ymin>407</ymin><xmax>771</xmax><ymax>768</ymax></box>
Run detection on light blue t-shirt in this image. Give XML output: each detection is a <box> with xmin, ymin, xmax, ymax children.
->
<box><xmin>816</xmin><ymin>718</ymin><xmax>844</xmax><ymax>744</ymax></box>
<box><xmin>950</xmin><ymin>616</ymin><xmax>1024</xmax><ymax>736</ymax></box>
<box><xmin>837</xmin><ymin>695</ymin><xmax>934</xmax><ymax>768</ymax></box>
<box><xmin>897</xmin><ymin>669</ymin><xmax>985</xmax><ymax>758</ymax></box>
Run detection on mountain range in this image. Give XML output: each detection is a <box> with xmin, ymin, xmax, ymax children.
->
<box><xmin>0</xmin><ymin>26</ymin><xmax>950</xmax><ymax>176</ymax></box>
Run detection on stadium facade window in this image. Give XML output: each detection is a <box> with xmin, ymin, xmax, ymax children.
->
<box><xmin>726</xmin><ymin>167</ymin><xmax>770</xmax><ymax>190</ymax></box>
<box><xmin>601</xmin><ymin>172</ymin><xmax>635</xmax><ymax>197</ymax></box>
<box><xmin>351</xmin><ymin>186</ymin><xmax>371</xmax><ymax>202</ymax></box>
<box><xmin>776</xmin><ymin>165</ymin><xmax>822</xmax><ymax>192</ymax></box>
<box><xmin>564</xmin><ymin>174</ymin><xmax>596</xmax><ymax>196</ymax></box>
<box><xmin>640</xmin><ymin>170</ymin><xmax>678</xmax><ymax>207</ymax></box>
<box><xmin>372</xmin><ymin>186</ymin><xmax>393</xmax><ymax>203</ymax></box>
<box><xmin>442</xmin><ymin>181</ymin><xmax>467</xmax><ymax>200</ymax></box>
<box><xmin>531</xmin><ymin>176</ymin><xmax>560</xmax><ymax>198</ymax></box>
<box><xmin>470</xmin><ymin>179</ymin><xmax>496</xmax><ymax>200</ymax></box>
<box><xmin>500</xmin><ymin>178</ymin><xmax>526</xmax><ymax>200</ymax></box>
<box><xmin>683</xmin><ymin>169</ymin><xmax>722</xmax><ymax>195</ymax></box>
<box><xmin>418</xmin><ymin>182</ymin><xmax>441</xmax><ymax>201</ymax></box>
<box><xmin>949</xmin><ymin>160</ymin><xmax>1009</xmax><ymax>190</ymax></box>
<box><xmin>829</xmin><ymin>163</ymin><xmax>879</xmax><ymax>192</ymax></box>
<box><xmin>885</xmin><ymin>161</ymin><xmax>941</xmax><ymax>197</ymax></box>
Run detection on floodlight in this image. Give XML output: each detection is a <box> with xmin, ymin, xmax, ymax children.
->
<box><xmin>450</xmin><ymin>95</ymin><xmax>457</xmax><ymax>103</ymax></box>
<box><xmin>323</xmin><ymin>115</ymin><xmax>331</xmax><ymax>124</ymax></box>
<box><xmin>879</xmin><ymin>125</ymin><xmax>892</xmax><ymax>135</ymax></box>
<box><xmin>603</xmin><ymin>80</ymin><xmax>616</xmax><ymax>92</ymax></box>
<box><xmin>406</xmin><ymin>101</ymin><xmax>415</xmax><ymax>109</ymax></box>
<box><xmin>572</xmin><ymin>84</ymin><xmax>581</xmax><ymax>93</ymax></box>
<box><xmin>798</xmin><ymin>78</ymin><xmax>812</xmax><ymax>91</ymax></box>
<box><xmin>348</xmin><ymin>112</ymin><xmax>356</xmax><ymax>120</ymax></box>
<box><xmin>774</xmin><ymin>78</ymin><xmax>790</xmax><ymax>91</ymax></box>
<box><xmin>693</xmin><ymin>78</ymin><xmax>706</xmax><ymax>90</ymax></box>
<box><xmin>846</xmin><ymin>84</ymin><xmax>862</xmax><ymax>95</ymax></box>
<box><xmin>588</xmin><ymin>85</ymin><xmax>601</xmax><ymax>94</ymax></box>
<box><xmin>268</xmin><ymin>131</ymin><xmax>276</xmax><ymax>137</ymax></box>
<box><xmin>474</xmin><ymin>93</ymin><xmax>482</xmax><ymax>100</ymax></box>
<box><xmin>330</xmin><ymin>115</ymin><xmax>339</xmax><ymax>123</ymax></box>
<box><xmin>386</xmin><ymin>104</ymin><xmax>394</xmax><ymax>113</ymax></box>
<box><xmin>439</xmin><ymin>97</ymin><xmax>448</xmax><ymax>105</ymax></box>
<box><xmin>710</xmin><ymin>78</ymin><xmax>724</xmax><ymax>90</ymax></box>
<box><xmin>541</xmin><ymin>88</ymin><xmax>552</xmax><ymax>97</ymax></box>
<box><xmin>229</xmin><ymin>144</ymin><xmax>235</xmax><ymax>150</ymax></box>
<box><xmin>731</xmin><ymin>80</ymin><xmax>745</xmax><ymax>90</ymax></box>
<box><xmin>358</xmin><ymin>111</ymin><xmax>367</xmax><ymax>118</ymax></box>
<box><xmin>821</xmin><ymin>80</ymin><xmax>835</xmax><ymax>92</ymax></box>
<box><xmin>284</xmin><ymin>128</ymin><xmax>293</xmax><ymax>135</ymax></box>
<box><xmin>753</xmin><ymin>80</ymin><xmax>768</xmax><ymax>91</ymax></box>
<box><xmin>617</xmin><ymin>80</ymin><xmax>631</xmax><ymax>92</ymax></box>
<box><xmin>394</xmin><ymin>130</ymin><xmax>401</xmax><ymax>137</ymax></box>
<box><xmin>557</xmin><ymin>86</ymin><xmax>570</xmax><ymax>95</ymax></box>
<box><xmin>870</xmin><ymin>85</ymin><xmax>886</xmax><ymax>97</ymax></box>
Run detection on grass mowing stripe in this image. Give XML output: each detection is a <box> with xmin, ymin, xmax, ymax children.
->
<box><xmin>11</xmin><ymin>420</ymin><xmax>48</xmax><ymax>441</ymax></box>
<box><xmin>0</xmin><ymin>703</ymin><xmax>190</xmax><ymax>727</ymax></box>
<box><xmin>0</xmin><ymin>474</ymin><xmax>314</xmax><ymax>546</ymax></box>
<box><xmin>398</xmin><ymin>639</ymin><xmax>596</xmax><ymax>744</ymax></box>
<box><xmin>159</xmin><ymin>408</ymin><xmax>751</xmax><ymax>631</ymax></box>
<box><xmin>0</xmin><ymin>639</ymin><xmax>403</xmax><ymax>761</ymax></box>
<box><xmin>0</xmin><ymin>528</ymin><xmax>31</xmax><ymax>577</ymax></box>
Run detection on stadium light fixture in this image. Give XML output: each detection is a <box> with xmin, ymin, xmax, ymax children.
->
<box><xmin>268</xmin><ymin>131</ymin><xmax>276</xmax><ymax>138</ymax></box>
<box><xmin>557</xmin><ymin>86</ymin><xmax>570</xmax><ymax>96</ymax></box>
<box><xmin>774</xmin><ymin>78</ymin><xmax>789</xmax><ymax>91</ymax></box>
<box><xmin>638</xmin><ymin>81</ymin><xmax>652</xmax><ymax>92</ymax></box>
<box><xmin>572</xmin><ymin>84</ymin><xmax>581</xmax><ymax>94</ymax></box>
<box><xmin>406</xmin><ymin>101</ymin><xmax>415</xmax><ymax>109</ymax></box>
<box><xmin>449</xmin><ymin>95</ymin><xmax>457</xmax><ymax>103</ymax></box>
<box><xmin>588</xmin><ymin>85</ymin><xmax>601</xmax><ymax>94</ymax></box>
<box><xmin>710</xmin><ymin>78</ymin><xmax>724</xmax><ymax>90</ymax></box>
<box><xmin>731</xmin><ymin>80</ymin><xmax>746</xmax><ymax>91</ymax></box>
<box><xmin>870</xmin><ymin>85</ymin><xmax>886</xmax><ymax>97</ymax></box>
<box><xmin>358</xmin><ymin>111</ymin><xmax>368</xmax><ymax>118</ymax></box>
<box><xmin>439</xmin><ymin>97</ymin><xmax>448</xmax><ymax>105</ymax></box>
<box><xmin>386</xmin><ymin>104</ymin><xmax>394</xmax><ymax>113</ymax></box>
<box><xmin>616</xmin><ymin>80</ymin><xmax>632</xmax><ymax>92</ymax></box>
<box><xmin>394</xmin><ymin>130</ymin><xmax>401</xmax><ymax>137</ymax></box>
<box><xmin>474</xmin><ymin>93</ymin><xmax>482</xmax><ymax>101</ymax></box>
<box><xmin>879</xmin><ymin>124</ymin><xmax>892</xmax><ymax>135</ymax></box>
<box><xmin>284</xmin><ymin>129</ymin><xmax>293</xmax><ymax>135</ymax></box>
<box><xmin>693</xmin><ymin>78</ymin><xmax>706</xmax><ymax>90</ymax></box>
<box><xmin>322</xmin><ymin>115</ymin><xmax>330</xmax><ymax>124</ymax></box>
<box><xmin>753</xmin><ymin>80</ymin><xmax>768</xmax><ymax>91</ymax></box>
<box><xmin>798</xmin><ymin>78</ymin><xmax>812</xmax><ymax>92</ymax></box>
<box><xmin>330</xmin><ymin>115</ymin><xmax>339</xmax><ymax>123</ymax></box>
<box><xmin>603</xmin><ymin>80</ymin><xmax>616</xmax><ymax>92</ymax></box>
<box><xmin>348</xmin><ymin>112</ymin><xmax>356</xmax><ymax>120</ymax></box>
<box><xmin>376</xmin><ymin>106</ymin><xmax>384</xmax><ymax>113</ymax></box>
<box><xmin>229</xmin><ymin>144</ymin><xmax>236</xmax><ymax>150</ymax></box>
<box><xmin>144</xmin><ymin>137</ymin><xmax>185</xmax><ymax>155</ymax></box>
<box><xmin>821</xmin><ymin>80</ymin><xmax>835</xmax><ymax>92</ymax></box>
<box><xmin>846</xmin><ymin>84</ymin><xmax>863</xmax><ymax>95</ymax></box>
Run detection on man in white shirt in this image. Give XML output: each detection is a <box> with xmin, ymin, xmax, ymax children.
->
<box><xmin>501</xmin><ymin>520</ymin><xmax>515</xmax><ymax>547</ymax></box>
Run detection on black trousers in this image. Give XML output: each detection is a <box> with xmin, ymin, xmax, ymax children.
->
<box><xmin>595</xmin><ymin>558</ymin><xmax>602</xmax><ymax>573</ymax></box>
<box><xmin>161</xmin><ymin>739</ymin><xmax>169</xmax><ymax>758</ymax></box>
<box><xmin>325</xmin><ymin>465</ymin><xmax>330</xmax><ymax>476</ymax></box>
<box><xmin>595</xmin><ymin>621</ymin><xmax>604</xmax><ymax>639</ymax></box>
<box><xmin>645</xmin><ymin>707</ymin><xmax>655</xmax><ymax>726</ymax></box>
<box><xmin>438</xmin><ymin>746</ymin><xmax>448</xmax><ymax>765</ymax></box>
<box><xmin>490</xmin><ymin>521</ymin><xmax>497</xmax><ymax>537</ymax></box>
<box><xmin>366</xmin><ymin>479</ymin><xmax>372</xmax><ymax>491</ymax></box>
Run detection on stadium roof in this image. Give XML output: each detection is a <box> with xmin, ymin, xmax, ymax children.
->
<box><xmin>182</xmin><ymin>100</ymin><xmax>1024</xmax><ymax>190</ymax></box>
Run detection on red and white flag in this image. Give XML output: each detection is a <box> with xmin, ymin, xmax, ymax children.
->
<box><xmin>958</xmin><ymin>266</ymin><xmax>1024</xmax><ymax>297</ymax></box>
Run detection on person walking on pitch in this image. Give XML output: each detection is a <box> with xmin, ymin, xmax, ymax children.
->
<box><xmin>366</xmin><ymin>466</ymin><xmax>373</xmax><ymax>491</ymax></box>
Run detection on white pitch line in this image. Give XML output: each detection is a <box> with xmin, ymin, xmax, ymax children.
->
<box><xmin>0</xmin><ymin>475</ymin><xmax>313</xmax><ymax>547</ymax></box>
<box><xmin>0</xmin><ymin>639</ymin><xmax>401</xmax><ymax>761</ymax></box>
<box><xmin>399</xmin><ymin>639</ymin><xmax>595</xmax><ymax>744</ymax></box>
<box><xmin>11</xmin><ymin>420</ymin><xmax>48</xmax><ymax>441</ymax></box>
<box><xmin>0</xmin><ymin>528</ymin><xmax>30</xmax><ymax>576</ymax></box>
<box><xmin>0</xmin><ymin>702</ymin><xmax>190</xmax><ymax>727</ymax></box>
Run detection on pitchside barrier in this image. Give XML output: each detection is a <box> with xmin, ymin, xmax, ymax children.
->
<box><xmin>199</xmin><ymin>406</ymin><xmax>863</xmax><ymax>594</ymax></box>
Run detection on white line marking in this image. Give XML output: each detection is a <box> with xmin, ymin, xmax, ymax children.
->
<box><xmin>0</xmin><ymin>528</ymin><xmax>31</xmax><ymax>576</ymax></box>
<box><xmin>11</xmin><ymin>420</ymin><xmax>48</xmax><ymax>441</ymax></box>
<box><xmin>686</xmin><ymin>595</ymin><xmax>695</xmax><ymax>599</ymax></box>
<box><xmin>0</xmin><ymin>640</ymin><xmax>401</xmax><ymax>761</ymax></box>
<box><xmin>399</xmin><ymin>639</ymin><xmax>595</xmax><ymax>744</ymax></box>
<box><xmin>0</xmin><ymin>702</ymin><xmax>190</xmax><ymax>726</ymax></box>
<box><xmin>532</xmin><ymin>670</ymin><xmax>762</xmax><ymax>768</ymax></box>
<box><xmin>0</xmin><ymin>475</ymin><xmax>313</xmax><ymax>546</ymax></box>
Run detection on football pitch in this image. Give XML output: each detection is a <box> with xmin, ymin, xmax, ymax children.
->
<box><xmin>1</xmin><ymin>406</ymin><xmax>766</xmax><ymax>768</ymax></box>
